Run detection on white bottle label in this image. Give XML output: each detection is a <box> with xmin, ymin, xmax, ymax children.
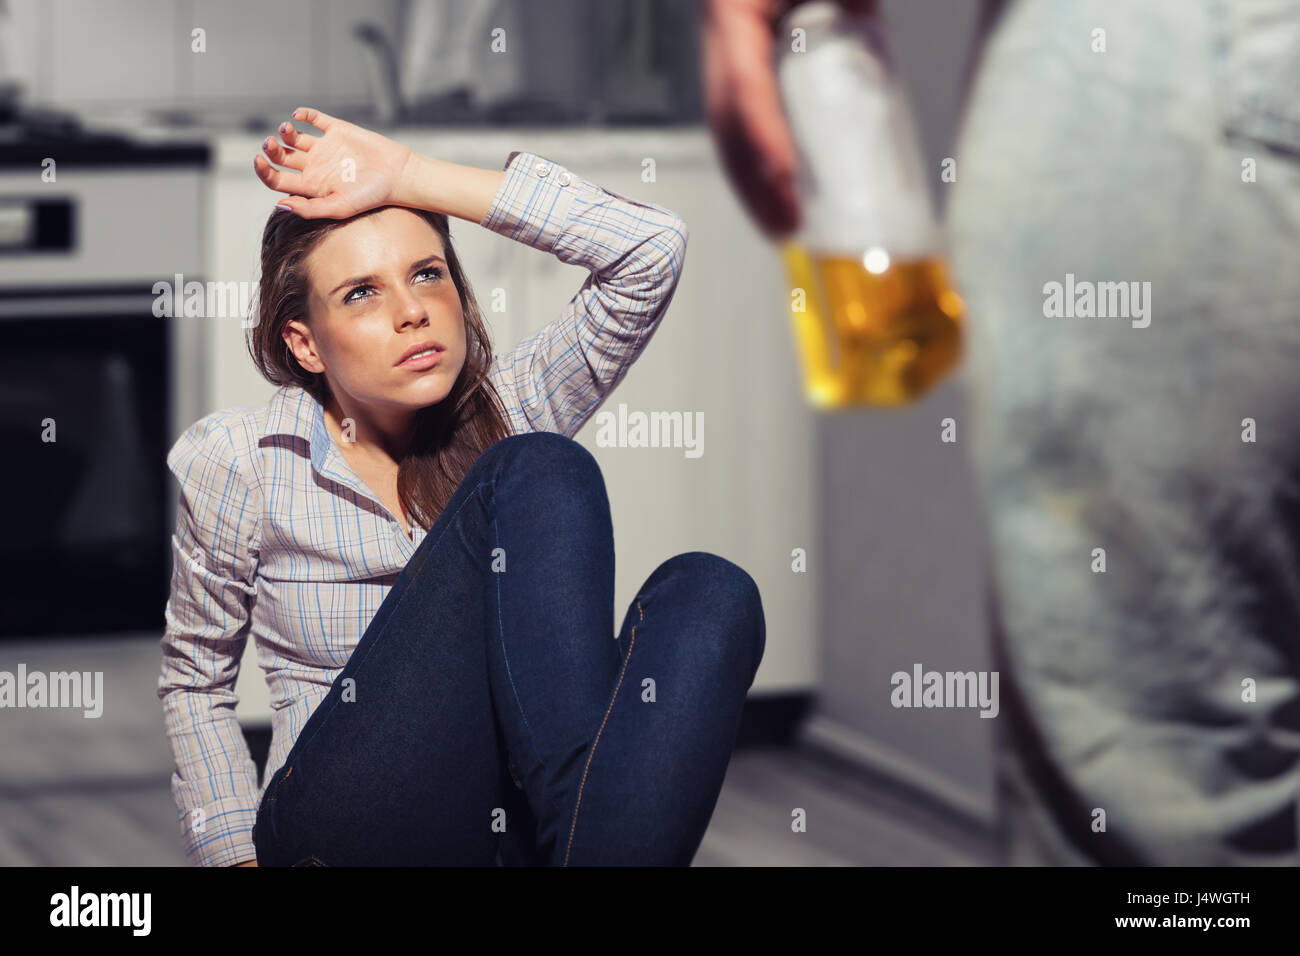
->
<box><xmin>777</xmin><ymin>12</ymin><xmax>938</xmax><ymax>258</ymax></box>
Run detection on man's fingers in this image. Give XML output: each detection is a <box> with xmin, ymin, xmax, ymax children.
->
<box><xmin>716</xmin><ymin>120</ymin><xmax>800</xmax><ymax>237</ymax></box>
<box><xmin>707</xmin><ymin>63</ymin><xmax>802</xmax><ymax>238</ymax></box>
<box><xmin>702</xmin><ymin>3</ymin><xmax>802</xmax><ymax>237</ymax></box>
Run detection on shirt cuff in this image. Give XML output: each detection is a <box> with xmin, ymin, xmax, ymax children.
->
<box><xmin>479</xmin><ymin>150</ymin><xmax>582</xmax><ymax>256</ymax></box>
<box><xmin>180</xmin><ymin>796</ymin><xmax>260</xmax><ymax>867</ymax></box>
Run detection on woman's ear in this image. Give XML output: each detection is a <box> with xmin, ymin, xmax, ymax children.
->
<box><xmin>284</xmin><ymin>320</ymin><xmax>325</xmax><ymax>374</ymax></box>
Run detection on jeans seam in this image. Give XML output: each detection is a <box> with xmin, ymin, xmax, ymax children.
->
<box><xmin>562</xmin><ymin>597</ymin><xmax>643</xmax><ymax>866</ymax></box>
<box><xmin>265</xmin><ymin>764</ymin><xmax>292</xmax><ymax>803</ymax></box>
<box><xmin>287</xmin><ymin>481</ymin><xmax>491</xmax><ymax>764</ymax></box>
<box><xmin>493</xmin><ymin>503</ymin><xmax>534</xmax><ymax>745</ymax></box>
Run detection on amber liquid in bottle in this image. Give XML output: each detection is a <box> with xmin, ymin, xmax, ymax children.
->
<box><xmin>781</xmin><ymin>243</ymin><xmax>965</xmax><ymax>408</ymax></box>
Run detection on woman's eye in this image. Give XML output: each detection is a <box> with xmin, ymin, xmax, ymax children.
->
<box><xmin>342</xmin><ymin>268</ymin><xmax>443</xmax><ymax>304</ymax></box>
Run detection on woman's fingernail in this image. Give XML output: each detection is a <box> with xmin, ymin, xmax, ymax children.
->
<box><xmin>280</xmin><ymin>122</ymin><xmax>289</xmax><ymax>134</ymax></box>
<box><xmin>276</xmin><ymin>203</ymin><xmax>293</xmax><ymax>212</ymax></box>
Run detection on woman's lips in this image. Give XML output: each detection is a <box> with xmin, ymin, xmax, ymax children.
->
<box><xmin>397</xmin><ymin>349</ymin><xmax>444</xmax><ymax>371</ymax></box>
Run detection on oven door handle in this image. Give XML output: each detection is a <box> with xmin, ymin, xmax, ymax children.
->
<box><xmin>0</xmin><ymin>287</ymin><xmax>175</xmax><ymax>319</ymax></box>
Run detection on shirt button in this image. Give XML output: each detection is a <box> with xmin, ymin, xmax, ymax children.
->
<box><xmin>557</xmin><ymin>171</ymin><xmax>571</xmax><ymax>187</ymax></box>
<box><xmin>534</xmin><ymin>162</ymin><xmax>551</xmax><ymax>178</ymax></box>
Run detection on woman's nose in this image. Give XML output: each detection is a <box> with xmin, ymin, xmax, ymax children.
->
<box><xmin>393</xmin><ymin>291</ymin><xmax>428</xmax><ymax>328</ymax></box>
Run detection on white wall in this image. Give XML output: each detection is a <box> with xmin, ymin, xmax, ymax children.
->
<box><xmin>198</xmin><ymin>128</ymin><xmax>818</xmax><ymax>719</ymax></box>
<box><xmin>4</xmin><ymin>0</ymin><xmax>399</xmax><ymax>117</ymax></box>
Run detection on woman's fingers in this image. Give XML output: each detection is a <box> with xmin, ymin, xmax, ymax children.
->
<box><xmin>262</xmin><ymin>135</ymin><xmax>305</xmax><ymax>172</ymax></box>
<box><xmin>291</xmin><ymin>106</ymin><xmax>335</xmax><ymax>131</ymax></box>
<box><xmin>253</xmin><ymin>153</ymin><xmax>308</xmax><ymax>197</ymax></box>
<box><xmin>256</xmin><ymin>105</ymin><xmax>391</xmax><ymax>219</ymax></box>
<box><xmin>276</xmin><ymin>194</ymin><xmax>354</xmax><ymax>220</ymax></box>
<box><xmin>259</xmin><ymin>107</ymin><xmax>325</xmax><ymax>175</ymax></box>
<box><xmin>278</xmin><ymin>120</ymin><xmax>317</xmax><ymax>152</ymax></box>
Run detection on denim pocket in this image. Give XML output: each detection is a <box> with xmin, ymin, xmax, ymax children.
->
<box><xmin>265</xmin><ymin>761</ymin><xmax>294</xmax><ymax>802</ymax></box>
<box><xmin>254</xmin><ymin>762</ymin><xmax>296</xmax><ymax>863</ymax></box>
<box><xmin>1211</xmin><ymin>0</ymin><xmax>1300</xmax><ymax>155</ymax></box>
<box><xmin>253</xmin><ymin>801</ymin><xmax>275</xmax><ymax>864</ymax></box>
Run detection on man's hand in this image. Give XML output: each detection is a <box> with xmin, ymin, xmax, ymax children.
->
<box><xmin>254</xmin><ymin>107</ymin><xmax>413</xmax><ymax>220</ymax></box>
<box><xmin>701</xmin><ymin>0</ymin><xmax>878</xmax><ymax>239</ymax></box>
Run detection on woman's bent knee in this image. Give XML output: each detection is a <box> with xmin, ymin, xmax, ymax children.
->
<box><xmin>491</xmin><ymin>431</ymin><xmax>605</xmax><ymax>500</ymax></box>
<box><xmin>650</xmin><ymin>551</ymin><xmax>761</xmax><ymax>603</ymax></box>
<box><xmin>502</xmin><ymin>429</ymin><xmax>596</xmax><ymax>466</ymax></box>
<box><xmin>645</xmin><ymin>552</ymin><xmax>766</xmax><ymax>676</ymax></box>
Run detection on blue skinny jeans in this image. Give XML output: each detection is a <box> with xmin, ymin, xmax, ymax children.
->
<box><xmin>252</xmin><ymin>431</ymin><xmax>766</xmax><ymax>866</ymax></box>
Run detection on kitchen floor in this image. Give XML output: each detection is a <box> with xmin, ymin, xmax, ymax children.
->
<box><xmin>0</xmin><ymin>635</ymin><xmax>996</xmax><ymax>866</ymax></box>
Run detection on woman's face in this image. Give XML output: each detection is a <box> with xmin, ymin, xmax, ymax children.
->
<box><xmin>285</xmin><ymin>207</ymin><xmax>468</xmax><ymax>417</ymax></box>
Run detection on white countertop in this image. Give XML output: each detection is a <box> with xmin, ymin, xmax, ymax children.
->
<box><xmin>81</xmin><ymin>115</ymin><xmax>716</xmax><ymax>173</ymax></box>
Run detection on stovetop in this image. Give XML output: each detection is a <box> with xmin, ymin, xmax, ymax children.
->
<box><xmin>0</xmin><ymin>106</ymin><xmax>210</xmax><ymax>170</ymax></box>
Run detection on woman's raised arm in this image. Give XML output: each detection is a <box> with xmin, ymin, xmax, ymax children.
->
<box><xmin>253</xmin><ymin>106</ymin><xmax>505</xmax><ymax>224</ymax></box>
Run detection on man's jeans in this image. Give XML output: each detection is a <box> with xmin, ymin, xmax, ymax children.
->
<box><xmin>252</xmin><ymin>431</ymin><xmax>765</xmax><ymax>866</ymax></box>
<box><xmin>949</xmin><ymin>0</ymin><xmax>1300</xmax><ymax>864</ymax></box>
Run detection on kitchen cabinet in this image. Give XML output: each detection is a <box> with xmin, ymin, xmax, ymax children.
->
<box><xmin>200</xmin><ymin>127</ymin><xmax>817</xmax><ymax>723</ymax></box>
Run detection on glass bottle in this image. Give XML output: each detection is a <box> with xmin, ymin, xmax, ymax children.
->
<box><xmin>775</xmin><ymin>0</ymin><xmax>964</xmax><ymax>408</ymax></box>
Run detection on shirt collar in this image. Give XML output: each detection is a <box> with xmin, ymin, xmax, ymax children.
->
<box><xmin>261</xmin><ymin>385</ymin><xmax>423</xmax><ymax>543</ymax></box>
<box><xmin>262</xmin><ymin>385</ymin><xmax>351</xmax><ymax>485</ymax></box>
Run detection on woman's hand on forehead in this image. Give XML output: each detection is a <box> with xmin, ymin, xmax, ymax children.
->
<box><xmin>254</xmin><ymin>107</ymin><xmax>414</xmax><ymax>221</ymax></box>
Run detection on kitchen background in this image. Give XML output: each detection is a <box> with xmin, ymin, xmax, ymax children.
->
<box><xmin>0</xmin><ymin>0</ymin><xmax>995</xmax><ymax>865</ymax></box>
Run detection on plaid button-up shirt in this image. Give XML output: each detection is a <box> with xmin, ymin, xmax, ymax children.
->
<box><xmin>158</xmin><ymin>149</ymin><xmax>687</xmax><ymax>866</ymax></box>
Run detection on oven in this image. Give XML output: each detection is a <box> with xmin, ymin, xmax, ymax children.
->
<box><xmin>0</xmin><ymin>120</ymin><xmax>210</xmax><ymax>638</ymax></box>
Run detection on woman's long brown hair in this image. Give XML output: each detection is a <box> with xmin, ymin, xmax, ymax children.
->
<box><xmin>246</xmin><ymin>205</ymin><xmax>512</xmax><ymax>531</ymax></box>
